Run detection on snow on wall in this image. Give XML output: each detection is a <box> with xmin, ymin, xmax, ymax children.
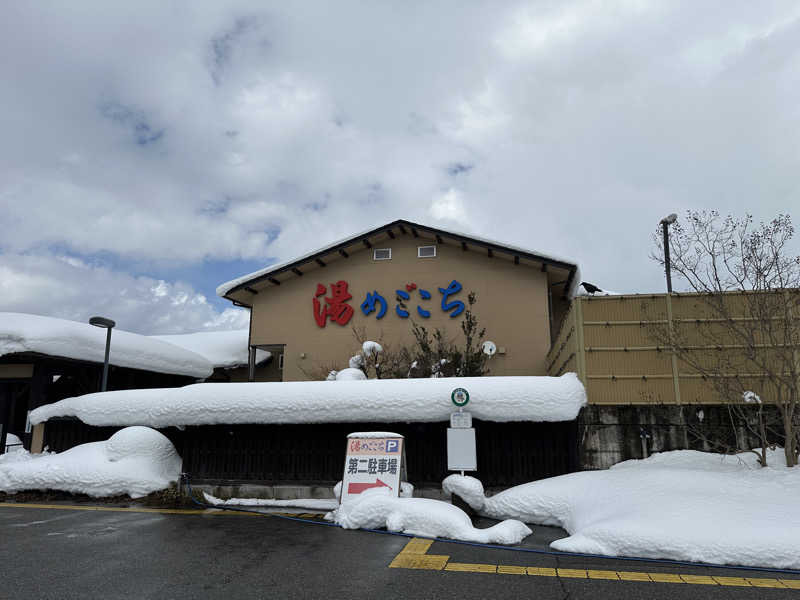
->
<box><xmin>446</xmin><ymin>449</ymin><xmax>800</xmax><ymax>570</ymax></box>
<box><xmin>30</xmin><ymin>373</ymin><xmax>586</xmax><ymax>428</ymax></box>
<box><xmin>152</xmin><ymin>330</ymin><xmax>270</xmax><ymax>369</ymax></box>
<box><xmin>0</xmin><ymin>312</ymin><xmax>213</xmax><ymax>378</ymax></box>
<box><xmin>0</xmin><ymin>426</ymin><xmax>182</xmax><ymax>498</ymax></box>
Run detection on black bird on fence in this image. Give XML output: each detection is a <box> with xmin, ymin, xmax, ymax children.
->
<box><xmin>579</xmin><ymin>281</ymin><xmax>603</xmax><ymax>295</ymax></box>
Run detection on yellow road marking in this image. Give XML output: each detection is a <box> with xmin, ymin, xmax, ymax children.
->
<box><xmin>680</xmin><ymin>574</ymin><xmax>717</xmax><ymax>585</ymax></box>
<box><xmin>528</xmin><ymin>567</ymin><xmax>557</xmax><ymax>577</ymax></box>
<box><xmin>445</xmin><ymin>563</ymin><xmax>497</xmax><ymax>573</ymax></box>
<box><xmin>749</xmin><ymin>579</ymin><xmax>786</xmax><ymax>588</ymax></box>
<box><xmin>497</xmin><ymin>565</ymin><xmax>527</xmax><ymax>575</ymax></box>
<box><xmin>387</xmin><ymin>537</ymin><xmax>800</xmax><ymax>591</ymax></box>
<box><xmin>588</xmin><ymin>570</ymin><xmax>619</xmax><ymax>580</ymax></box>
<box><xmin>618</xmin><ymin>572</ymin><xmax>651</xmax><ymax>582</ymax></box>
<box><xmin>558</xmin><ymin>568</ymin><xmax>587</xmax><ymax>578</ymax></box>
<box><xmin>713</xmin><ymin>577</ymin><xmax>751</xmax><ymax>587</ymax></box>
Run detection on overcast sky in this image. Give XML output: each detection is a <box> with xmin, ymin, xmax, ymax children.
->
<box><xmin>2</xmin><ymin>1</ymin><xmax>799</xmax><ymax>334</ymax></box>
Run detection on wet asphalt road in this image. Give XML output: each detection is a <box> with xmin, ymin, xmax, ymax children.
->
<box><xmin>1</xmin><ymin>503</ymin><xmax>799</xmax><ymax>600</ymax></box>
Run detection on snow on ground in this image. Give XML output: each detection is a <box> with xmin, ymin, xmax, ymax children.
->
<box><xmin>30</xmin><ymin>373</ymin><xmax>586</xmax><ymax>428</ymax></box>
<box><xmin>0</xmin><ymin>312</ymin><xmax>213</xmax><ymax>378</ymax></box>
<box><xmin>0</xmin><ymin>426</ymin><xmax>182</xmax><ymax>498</ymax></box>
<box><xmin>203</xmin><ymin>492</ymin><xmax>338</xmax><ymax>511</ymax></box>
<box><xmin>152</xmin><ymin>330</ymin><xmax>270</xmax><ymax>369</ymax></box>
<box><xmin>445</xmin><ymin>449</ymin><xmax>800</xmax><ymax>569</ymax></box>
<box><xmin>330</xmin><ymin>488</ymin><xmax>531</xmax><ymax>545</ymax></box>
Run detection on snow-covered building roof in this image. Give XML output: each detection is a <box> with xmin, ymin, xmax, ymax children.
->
<box><xmin>0</xmin><ymin>313</ymin><xmax>213</xmax><ymax>379</ymax></box>
<box><xmin>217</xmin><ymin>219</ymin><xmax>580</xmax><ymax>300</ymax></box>
<box><xmin>151</xmin><ymin>330</ymin><xmax>270</xmax><ymax>369</ymax></box>
<box><xmin>30</xmin><ymin>373</ymin><xmax>587</xmax><ymax>428</ymax></box>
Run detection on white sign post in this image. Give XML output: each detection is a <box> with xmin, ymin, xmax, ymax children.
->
<box><xmin>341</xmin><ymin>433</ymin><xmax>404</xmax><ymax>505</ymax></box>
<box><xmin>447</xmin><ymin>388</ymin><xmax>477</xmax><ymax>475</ymax></box>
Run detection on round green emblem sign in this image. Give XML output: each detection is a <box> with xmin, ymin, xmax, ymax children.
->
<box><xmin>451</xmin><ymin>387</ymin><xmax>470</xmax><ymax>407</ymax></box>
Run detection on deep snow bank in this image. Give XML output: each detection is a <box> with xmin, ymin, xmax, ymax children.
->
<box><xmin>0</xmin><ymin>426</ymin><xmax>182</xmax><ymax>498</ymax></box>
<box><xmin>0</xmin><ymin>312</ymin><xmax>213</xmax><ymax>378</ymax></box>
<box><xmin>31</xmin><ymin>374</ymin><xmax>586</xmax><ymax>427</ymax></box>
<box><xmin>445</xmin><ymin>449</ymin><xmax>800</xmax><ymax>569</ymax></box>
<box><xmin>331</xmin><ymin>488</ymin><xmax>531</xmax><ymax>545</ymax></box>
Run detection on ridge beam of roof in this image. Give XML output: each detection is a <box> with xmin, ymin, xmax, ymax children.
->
<box><xmin>339</xmin><ymin>249</ymin><xmax>349</xmax><ymax>258</ymax></box>
<box><xmin>316</xmin><ymin>258</ymin><xmax>326</xmax><ymax>267</ymax></box>
<box><xmin>292</xmin><ymin>268</ymin><xmax>303</xmax><ymax>277</ymax></box>
<box><xmin>268</xmin><ymin>277</ymin><xmax>281</xmax><ymax>286</ymax></box>
<box><xmin>244</xmin><ymin>286</ymin><xmax>259</xmax><ymax>295</ymax></box>
<box><xmin>398</xmin><ymin>224</ymin><xmax>407</xmax><ymax>235</ymax></box>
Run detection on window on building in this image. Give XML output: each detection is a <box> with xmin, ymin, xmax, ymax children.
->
<box><xmin>417</xmin><ymin>245</ymin><xmax>437</xmax><ymax>258</ymax></box>
<box><xmin>373</xmin><ymin>248</ymin><xmax>392</xmax><ymax>260</ymax></box>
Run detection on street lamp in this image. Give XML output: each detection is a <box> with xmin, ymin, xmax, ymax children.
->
<box><xmin>89</xmin><ymin>316</ymin><xmax>115</xmax><ymax>392</ymax></box>
<box><xmin>659</xmin><ymin>213</ymin><xmax>678</xmax><ymax>294</ymax></box>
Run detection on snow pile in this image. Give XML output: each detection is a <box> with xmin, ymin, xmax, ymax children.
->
<box><xmin>152</xmin><ymin>330</ymin><xmax>270</xmax><ymax>369</ymax></box>
<box><xmin>1</xmin><ymin>434</ymin><xmax>34</xmax><ymax>465</ymax></box>
<box><xmin>203</xmin><ymin>492</ymin><xmax>338</xmax><ymax>511</ymax></box>
<box><xmin>0</xmin><ymin>426</ymin><xmax>182</xmax><ymax>498</ymax></box>
<box><xmin>333</xmin><ymin>479</ymin><xmax>414</xmax><ymax>499</ymax></box>
<box><xmin>31</xmin><ymin>373</ymin><xmax>586</xmax><ymax>427</ymax></box>
<box><xmin>446</xmin><ymin>449</ymin><xmax>800</xmax><ymax>569</ymax></box>
<box><xmin>334</xmin><ymin>368</ymin><xmax>366</xmax><ymax>381</ymax></box>
<box><xmin>0</xmin><ymin>313</ymin><xmax>213</xmax><ymax>378</ymax></box>
<box><xmin>330</xmin><ymin>488</ymin><xmax>531</xmax><ymax>545</ymax></box>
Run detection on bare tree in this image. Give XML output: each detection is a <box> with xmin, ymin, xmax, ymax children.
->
<box><xmin>649</xmin><ymin>211</ymin><xmax>800</xmax><ymax>466</ymax></box>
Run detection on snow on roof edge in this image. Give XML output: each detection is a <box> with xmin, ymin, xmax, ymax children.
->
<box><xmin>0</xmin><ymin>313</ymin><xmax>214</xmax><ymax>379</ymax></box>
<box><xmin>216</xmin><ymin>220</ymin><xmax>580</xmax><ymax>298</ymax></box>
<box><xmin>31</xmin><ymin>373</ymin><xmax>587</xmax><ymax>428</ymax></box>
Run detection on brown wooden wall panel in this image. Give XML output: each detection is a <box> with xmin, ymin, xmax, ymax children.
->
<box><xmin>583</xmin><ymin>323</ymin><xmax>659</xmax><ymax>348</ymax></box>
<box><xmin>585</xmin><ymin>350</ymin><xmax>672</xmax><ymax>376</ymax></box>
<box><xmin>586</xmin><ymin>378</ymin><xmax>676</xmax><ymax>405</ymax></box>
<box><xmin>582</xmin><ymin>295</ymin><xmax>667</xmax><ymax>322</ymax></box>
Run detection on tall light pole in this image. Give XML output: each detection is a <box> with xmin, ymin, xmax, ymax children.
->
<box><xmin>659</xmin><ymin>213</ymin><xmax>678</xmax><ymax>293</ymax></box>
<box><xmin>89</xmin><ymin>316</ymin><xmax>115</xmax><ymax>392</ymax></box>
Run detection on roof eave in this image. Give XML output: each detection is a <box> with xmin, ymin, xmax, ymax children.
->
<box><xmin>222</xmin><ymin>219</ymin><xmax>578</xmax><ymax>299</ymax></box>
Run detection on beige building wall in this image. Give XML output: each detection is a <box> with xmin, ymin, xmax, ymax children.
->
<box><xmin>247</xmin><ymin>232</ymin><xmax>552</xmax><ymax>381</ymax></box>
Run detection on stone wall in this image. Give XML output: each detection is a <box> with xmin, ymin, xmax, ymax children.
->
<box><xmin>578</xmin><ymin>404</ymin><xmax>769</xmax><ymax>470</ymax></box>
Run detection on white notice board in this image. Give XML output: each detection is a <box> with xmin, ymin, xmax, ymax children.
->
<box><xmin>447</xmin><ymin>428</ymin><xmax>477</xmax><ymax>471</ymax></box>
<box><xmin>341</xmin><ymin>433</ymin><xmax>404</xmax><ymax>504</ymax></box>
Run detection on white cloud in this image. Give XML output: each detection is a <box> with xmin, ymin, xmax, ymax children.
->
<box><xmin>430</xmin><ymin>188</ymin><xmax>469</xmax><ymax>227</ymax></box>
<box><xmin>0</xmin><ymin>253</ymin><xmax>248</xmax><ymax>335</ymax></box>
<box><xmin>1</xmin><ymin>0</ymin><xmax>800</xmax><ymax>327</ymax></box>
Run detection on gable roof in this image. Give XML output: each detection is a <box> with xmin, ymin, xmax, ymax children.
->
<box><xmin>217</xmin><ymin>219</ymin><xmax>580</xmax><ymax>303</ymax></box>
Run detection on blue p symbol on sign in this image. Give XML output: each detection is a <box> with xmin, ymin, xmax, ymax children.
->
<box><xmin>386</xmin><ymin>440</ymin><xmax>399</xmax><ymax>453</ymax></box>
